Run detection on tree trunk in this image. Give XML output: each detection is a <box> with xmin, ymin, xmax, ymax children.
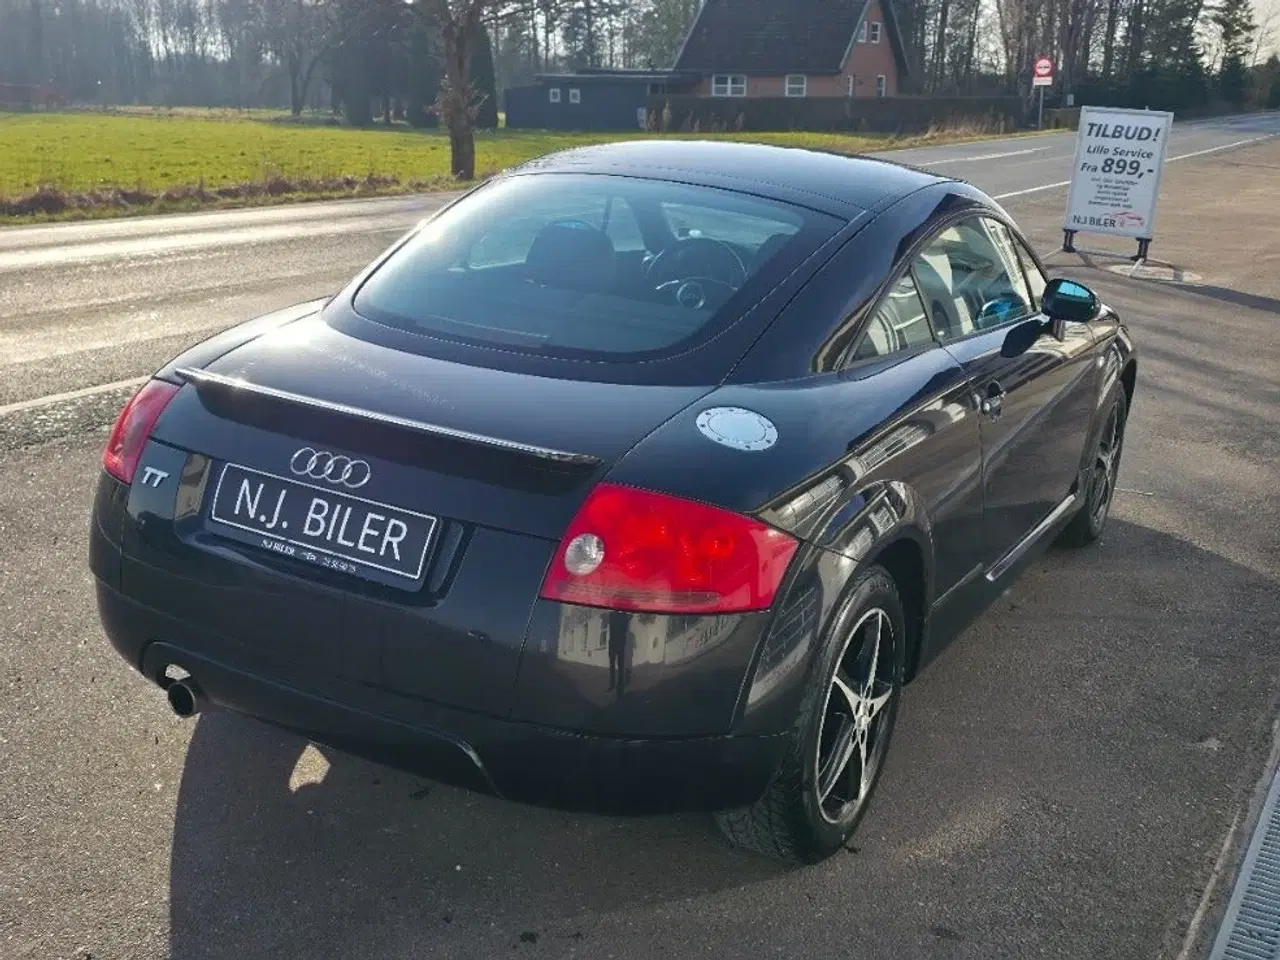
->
<box><xmin>529</xmin><ymin>0</ymin><xmax>539</xmax><ymax>74</ymax></box>
<box><xmin>448</xmin><ymin>118</ymin><xmax>476</xmax><ymax>177</ymax></box>
<box><xmin>964</xmin><ymin>1</ymin><xmax>980</xmax><ymax>90</ymax></box>
<box><xmin>444</xmin><ymin>25</ymin><xmax>477</xmax><ymax>178</ymax></box>
<box><xmin>298</xmin><ymin>55</ymin><xmax>320</xmax><ymax>115</ymax></box>
<box><xmin>1125</xmin><ymin>0</ymin><xmax>1144</xmax><ymax>78</ymax></box>
<box><xmin>933</xmin><ymin>0</ymin><xmax>951</xmax><ymax>90</ymax></box>
<box><xmin>1078</xmin><ymin>1</ymin><xmax>1095</xmax><ymax>83</ymax></box>
<box><xmin>1101</xmin><ymin>0</ymin><xmax>1118</xmax><ymax>78</ymax></box>
<box><xmin>289</xmin><ymin>53</ymin><xmax>304</xmax><ymax>115</ymax></box>
<box><xmin>427</xmin><ymin>0</ymin><xmax>483</xmax><ymax>180</ymax></box>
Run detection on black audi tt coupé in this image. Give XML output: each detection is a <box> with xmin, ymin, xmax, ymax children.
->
<box><xmin>89</xmin><ymin>140</ymin><xmax>1136</xmax><ymax>863</ymax></box>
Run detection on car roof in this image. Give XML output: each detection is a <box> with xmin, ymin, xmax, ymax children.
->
<box><xmin>503</xmin><ymin>139</ymin><xmax>956</xmax><ymax>221</ymax></box>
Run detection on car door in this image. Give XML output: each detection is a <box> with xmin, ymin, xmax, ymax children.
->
<box><xmin>841</xmin><ymin>269</ymin><xmax>987</xmax><ymax>608</ymax></box>
<box><xmin>910</xmin><ymin>215</ymin><xmax>1098</xmax><ymax>570</ymax></box>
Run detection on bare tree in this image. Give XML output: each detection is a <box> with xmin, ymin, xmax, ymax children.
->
<box><xmin>1249</xmin><ymin>1</ymin><xmax>1276</xmax><ymax>62</ymax></box>
<box><xmin>260</xmin><ymin>0</ymin><xmax>327</xmax><ymax>114</ymax></box>
<box><xmin>420</xmin><ymin>0</ymin><xmax>496</xmax><ymax>179</ymax></box>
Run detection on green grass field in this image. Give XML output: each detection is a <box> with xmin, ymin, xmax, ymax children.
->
<box><xmin>0</xmin><ymin>108</ymin><xmax>1019</xmax><ymax>221</ymax></box>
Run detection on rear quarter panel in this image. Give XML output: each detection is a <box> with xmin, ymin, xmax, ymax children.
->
<box><xmin>604</xmin><ymin>352</ymin><xmax>983</xmax><ymax>733</ymax></box>
<box><xmin>599</xmin><ymin>186</ymin><xmax>1001</xmax><ymax>734</ymax></box>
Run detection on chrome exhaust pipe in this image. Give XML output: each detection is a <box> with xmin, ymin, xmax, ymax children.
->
<box><xmin>166</xmin><ymin>678</ymin><xmax>205</xmax><ymax>718</ymax></box>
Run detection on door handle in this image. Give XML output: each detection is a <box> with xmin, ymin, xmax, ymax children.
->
<box><xmin>980</xmin><ymin>381</ymin><xmax>1005</xmax><ymax>419</ymax></box>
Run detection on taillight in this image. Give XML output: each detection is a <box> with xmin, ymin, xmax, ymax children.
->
<box><xmin>102</xmin><ymin>379</ymin><xmax>181</xmax><ymax>484</ymax></box>
<box><xmin>539</xmin><ymin>483</ymin><xmax>799</xmax><ymax>615</ymax></box>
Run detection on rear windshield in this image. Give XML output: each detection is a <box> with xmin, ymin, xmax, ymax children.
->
<box><xmin>352</xmin><ymin>172</ymin><xmax>837</xmax><ymax>363</ymax></box>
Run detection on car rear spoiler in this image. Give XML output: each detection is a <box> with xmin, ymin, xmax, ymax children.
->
<box><xmin>174</xmin><ymin>367</ymin><xmax>601</xmax><ymax>469</ymax></box>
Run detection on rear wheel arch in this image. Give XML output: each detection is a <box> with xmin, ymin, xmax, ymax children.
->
<box><xmin>863</xmin><ymin>535</ymin><xmax>929</xmax><ymax>683</ymax></box>
<box><xmin>734</xmin><ymin>522</ymin><xmax>932</xmax><ymax>735</ymax></box>
<box><xmin>1120</xmin><ymin>358</ymin><xmax>1137</xmax><ymax>413</ymax></box>
<box><xmin>716</xmin><ymin>560</ymin><xmax>909</xmax><ymax>861</ymax></box>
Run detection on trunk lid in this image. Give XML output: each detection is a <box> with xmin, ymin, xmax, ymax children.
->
<box><xmin>153</xmin><ymin>311</ymin><xmax>712</xmax><ymax>541</ymax></box>
<box><xmin>144</xmin><ymin>310</ymin><xmax>710</xmax><ymax>715</ymax></box>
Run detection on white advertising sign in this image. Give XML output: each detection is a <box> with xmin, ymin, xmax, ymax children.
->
<box><xmin>1063</xmin><ymin>105</ymin><xmax>1174</xmax><ymax>239</ymax></box>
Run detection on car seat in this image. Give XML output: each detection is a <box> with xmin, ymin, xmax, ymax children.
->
<box><xmin>525</xmin><ymin>221</ymin><xmax>618</xmax><ymax>294</ymax></box>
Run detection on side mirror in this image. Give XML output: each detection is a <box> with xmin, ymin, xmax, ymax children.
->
<box><xmin>1042</xmin><ymin>278</ymin><xmax>1098</xmax><ymax>324</ymax></box>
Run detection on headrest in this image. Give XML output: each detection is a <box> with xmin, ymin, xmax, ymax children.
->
<box><xmin>755</xmin><ymin>232</ymin><xmax>792</xmax><ymax>265</ymax></box>
<box><xmin>913</xmin><ymin>256</ymin><xmax>961</xmax><ymax>337</ymax></box>
<box><xmin>525</xmin><ymin>221</ymin><xmax>617</xmax><ymax>292</ymax></box>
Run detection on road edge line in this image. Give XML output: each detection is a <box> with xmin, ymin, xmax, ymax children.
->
<box><xmin>0</xmin><ymin>376</ymin><xmax>147</xmax><ymax>417</ymax></box>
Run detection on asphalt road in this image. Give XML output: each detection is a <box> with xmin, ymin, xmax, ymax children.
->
<box><xmin>2</xmin><ymin>115</ymin><xmax>1279</xmax><ymax>960</ymax></box>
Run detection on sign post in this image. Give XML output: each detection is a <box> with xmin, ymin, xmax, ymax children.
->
<box><xmin>1032</xmin><ymin>56</ymin><xmax>1054</xmax><ymax>129</ymax></box>
<box><xmin>1061</xmin><ymin>105</ymin><xmax>1174</xmax><ymax>262</ymax></box>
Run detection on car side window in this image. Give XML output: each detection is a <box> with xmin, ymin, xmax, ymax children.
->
<box><xmin>1010</xmin><ymin>231</ymin><xmax>1048</xmax><ymax>310</ymax></box>
<box><xmin>983</xmin><ymin>218</ymin><xmax>1043</xmax><ymax>313</ymax></box>
<box><xmin>850</xmin><ymin>271</ymin><xmax>934</xmax><ymax>362</ymax></box>
<box><xmin>911</xmin><ymin>217</ymin><xmax>1037</xmax><ymax>342</ymax></box>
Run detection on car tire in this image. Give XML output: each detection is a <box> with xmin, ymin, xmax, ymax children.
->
<box><xmin>1058</xmin><ymin>388</ymin><xmax>1128</xmax><ymax>548</ymax></box>
<box><xmin>715</xmin><ymin>566</ymin><xmax>906</xmax><ymax>864</ymax></box>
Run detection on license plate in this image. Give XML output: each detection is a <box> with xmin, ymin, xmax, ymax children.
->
<box><xmin>208</xmin><ymin>463</ymin><xmax>437</xmax><ymax>587</ymax></box>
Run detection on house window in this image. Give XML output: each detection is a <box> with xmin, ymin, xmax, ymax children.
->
<box><xmin>856</xmin><ymin>21</ymin><xmax>867</xmax><ymax>42</ymax></box>
<box><xmin>785</xmin><ymin>74</ymin><xmax>807</xmax><ymax>97</ymax></box>
<box><xmin>549</xmin><ymin>87</ymin><xmax>561</xmax><ymax>103</ymax></box>
<box><xmin>569</xmin><ymin>88</ymin><xmax>581</xmax><ymax>104</ymax></box>
<box><xmin>870</xmin><ymin>21</ymin><xmax>883</xmax><ymax>43</ymax></box>
<box><xmin>712</xmin><ymin>74</ymin><xmax>747</xmax><ymax>97</ymax></box>
<box><xmin>876</xmin><ymin>74</ymin><xmax>887</xmax><ymax>97</ymax></box>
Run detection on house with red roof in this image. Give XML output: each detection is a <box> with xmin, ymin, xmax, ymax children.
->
<box><xmin>673</xmin><ymin>0</ymin><xmax>910</xmax><ymax>100</ymax></box>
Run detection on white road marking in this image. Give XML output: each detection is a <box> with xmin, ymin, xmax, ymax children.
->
<box><xmin>0</xmin><ymin>217</ymin><xmax>411</xmax><ymax>272</ymax></box>
<box><xmin>1</xmin><ymin>308</ymin><xmax>227</xmax><ymax>366</ymax></box>
<box><xmin>993</xmin><ymin>134</ymin><xmax>1277</xmax><ymax>200</ymax></box>
<box><xmin>1164</xmin><ymin>134</ymin><xmax>1279</xmax><ymax>162</ymax></box>
<box><xmin>992</xmin><ymin>179</ymin><xmax>1073</xmax><ymax>200</ymax></box>
<box><xmin>926</xmin><ymin>147</ymin><xmax>1044</xmax><ymax>165</ymax></box>
<box><xmin>0</xmin><ymin>376</ymin><xmax>146</xmax><ymax>417</ymax></box>
<box><xmin>926</xmin><ymin>147</ymin><xmax>1049</xmax><ymax>164</ymax></box>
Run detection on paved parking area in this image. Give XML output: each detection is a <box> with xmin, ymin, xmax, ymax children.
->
<box><xmin>1</xmin><ymin>135</ymin><xmax>1278</xmax><ymax>960</ymax></box>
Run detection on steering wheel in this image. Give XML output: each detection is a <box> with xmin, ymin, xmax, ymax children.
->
<box><xmin>653</xmin><ymin>276</ymin><xmax>740</xmax><ymax>310</ymax></box>
<box><xmin>646</xmin><ymin>237</ymin><xmax>748</xmax><ymax>291</ymax></box>
<box><xmin>545</xmin><ymin>218</ymin><xmax>599</xmax><ymax>232</ymax></box>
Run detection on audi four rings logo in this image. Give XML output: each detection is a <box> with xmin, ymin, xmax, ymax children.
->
<box><xmin>289</xmin><ymin>447</ymin><xmax>372</xmax><ymax>488</ymax></box>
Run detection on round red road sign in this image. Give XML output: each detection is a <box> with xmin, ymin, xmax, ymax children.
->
<box><xmin>1033</xmin><ymin>56</ymin><xmax>1054</xmax><ymax>77</ymax></box>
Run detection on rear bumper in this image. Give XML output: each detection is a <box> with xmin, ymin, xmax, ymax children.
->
<box><xmin>95</xmin><ymin>577</ymin><xmax>788</xmax><ymax>815</ymax></box>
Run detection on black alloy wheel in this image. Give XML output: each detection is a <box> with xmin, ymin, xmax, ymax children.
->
<box><xmin>716</xmin><ymin>566</ymin><xmax>906</xmax><ymax>863</ymax></box>
<box><xmin>813</xmin><ymin>606</ymin><xmax>898</xmax><ymax>826</ymax></box>
<box><xmin>1059</xmin><ymin>389</ymin><xmax>1128</xmax><ymax>547</ymax></box>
